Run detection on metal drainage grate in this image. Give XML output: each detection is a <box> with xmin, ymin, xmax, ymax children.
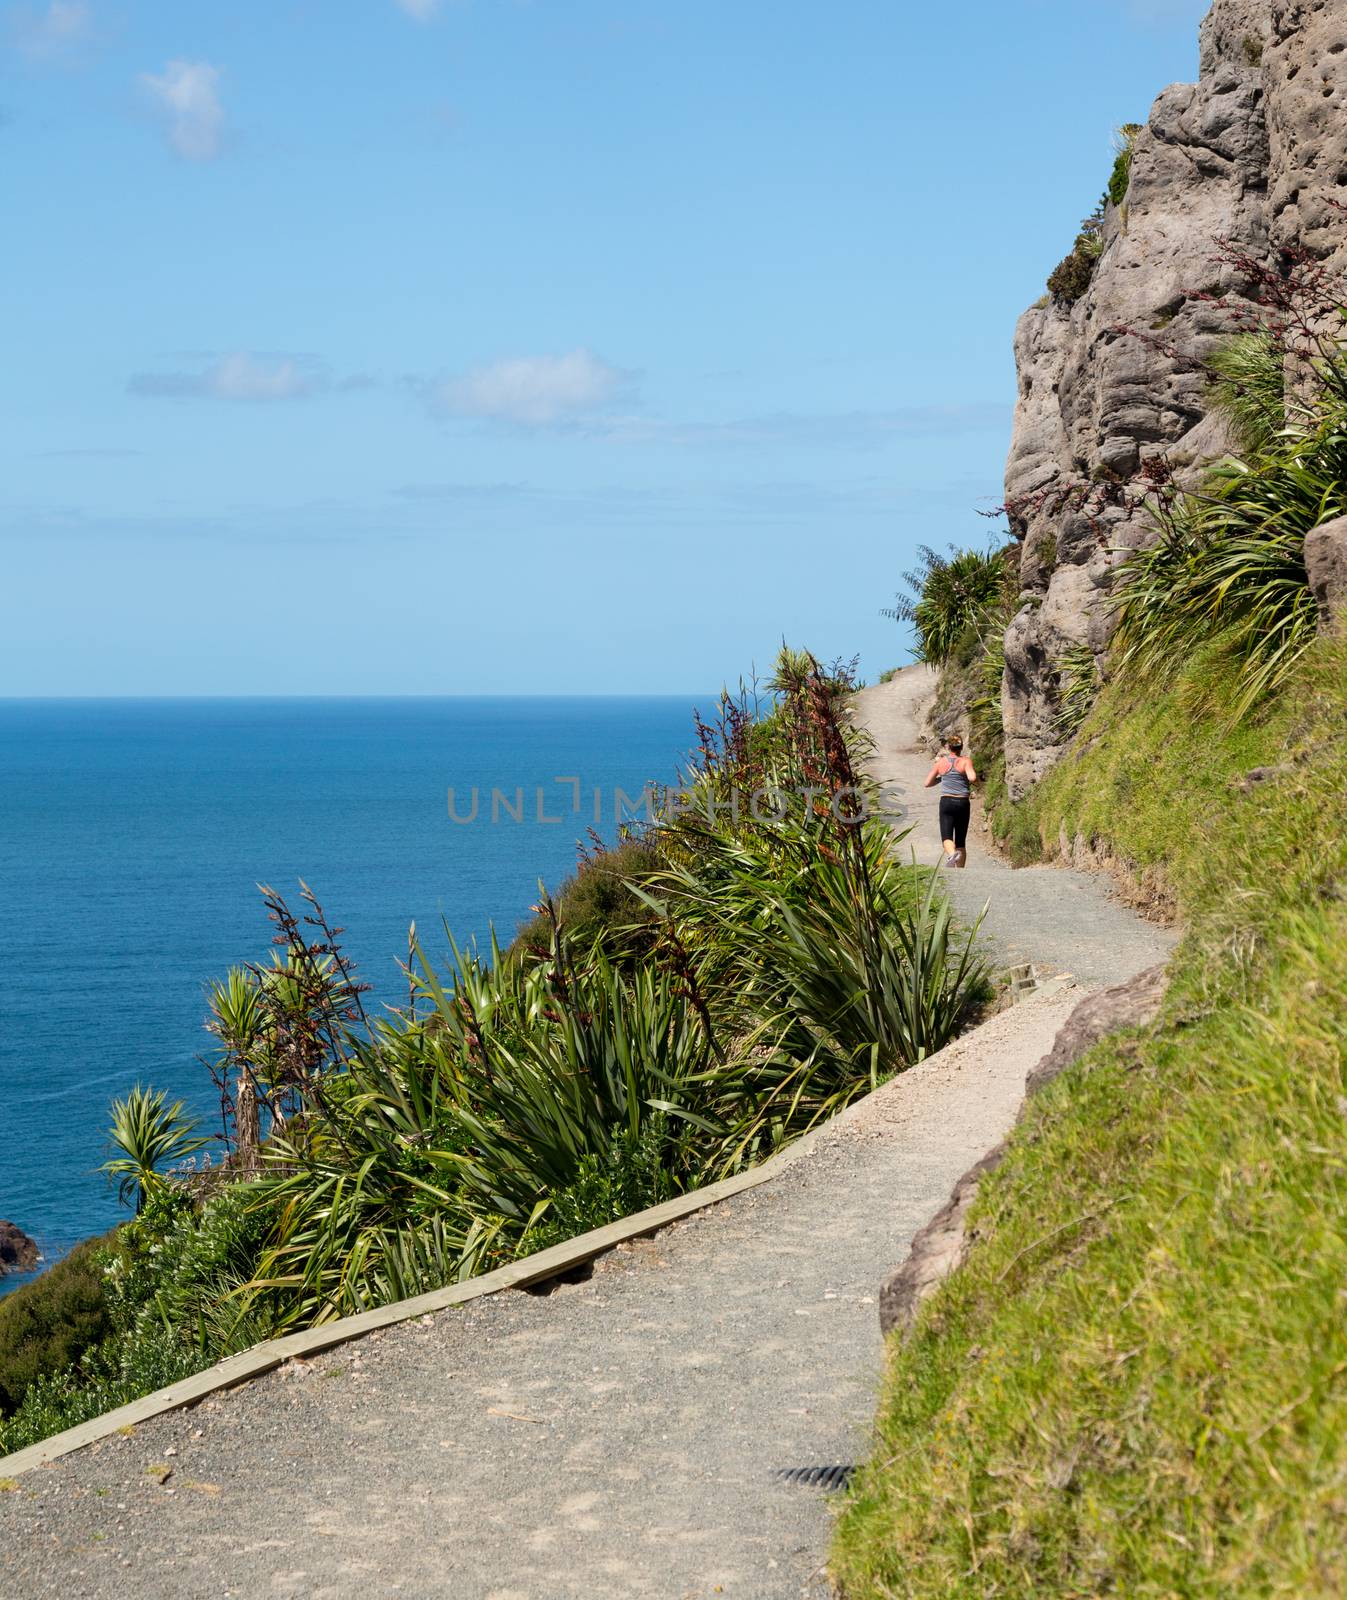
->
<box><xmin>773</xmin><ymin>1464</ymin><xmax>855</xmax><ymax>1492</ymax></box>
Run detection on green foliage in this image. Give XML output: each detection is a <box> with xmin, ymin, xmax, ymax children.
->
<box><xmin>833</xmin><ymin>627</ymin><xmax>1347</xmax><ymax>1597</ymax></box>
<box><xmin>0</xmin><ymin>1237</ymin><xmax>115</xmax><ymax>1416</ymax></box>
<box><xmin>1052</xmin><ymin>644</ymin><xmax>1101</xmax><ymax>739</ymax></box>
<box><xmin>647</xmin><ymin>815</ymin><xmax>987</xmax><ymax>1086</ymax></box>
<box><xmin>980</xmin><ymin>754</ymin><xmax>1045</xmax><ymax>867</ymax></box>
<box><xmin>1047</xmin><ymin>225</ymin><xmax>1104</xmax><ymax>305</ymax></box>
<box><xmin>1207</xmin><ymin>329</ymin><xmax>1286</xmax><ymax>452</ymax></box>
<box><xmin>105</xmin><ymin>1185</ymin><xmax>277</xmax><ymax>1355</ymax></box>
<box><xmin>0</xmin><ymin>1326</ymin><xmax>204</xmax><ymax>1457</ymax></box>
<box><xmin>908</xmin><ymin>540</ymin><xmax>1021</xmax><ymax>756</ymax></box>
<box><xmin>885</xmin><ymin>544</ymin><xmax>1011</xmax><ymax>667</ymax></box>
<box><xmin>1108</xmin><ymin>280</ymin><xmax>1347</xmax><ymax>726</ymax></box>
<box><xmin>1048</xmin><ymin>127</ymin><xmax>1142</xmax><ymax>304</ymax></box>
<box><xmin>509</xmin><ymin>838</ymin><xmax>664</xmax><ymax>966</ymax></box>
<box><xmin>1106</xmin><ymin>122</ymin><xmax>1143</xmax><ymax>206</ymax></box>
<box><xmin>765</xmin><ymin>642</ymin><xmax>816</xmax><ymax>696</ymax></box>
<box><xmin>1047</xmin><ymin>148</ymin><xmax>1128</xmax><ymax>304</ymax></box>
<box><xmin>967</xmin><ymin>634</ymin><xmax>1007</xmax><ymax>752</ymax></box>
<box><xmin>1112</xmin><ymin>410</ymin><xmax>1345</xmax><ymax>720</ymax></box>
<box><xmin>523</xmin><ymin>1121</ymin><xmax>676</xmax><ymax>1252</ymax></box>
<box><xmin>0</xmin><ymin>1186</ymin><xmax>277</xmax><ymax>1447</ymax></box>
<box><xmin>100</xmin><ymin>1085</ymin><xmax>210</xmax><ymax>1215</ymax></box>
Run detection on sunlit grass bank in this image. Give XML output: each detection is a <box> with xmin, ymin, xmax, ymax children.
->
<box><xmin>833</xmin><ymin>635</ymin><xmax>1347</xmax><ymax>1596</ymax></box>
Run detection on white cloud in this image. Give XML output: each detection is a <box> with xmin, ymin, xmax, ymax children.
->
<box><xmin>130</xmin><ymin>353</ymin><xmax>320</xmax><ymax>402</ymax></box>
<box><xmin>140</xmin><ymin>59</ymin><xmax>224</xmax><ymax>162</ymax></box>
<box><xmin>7</xmin><ymin>1</ymin><xmax>93</xmax><ymax>61</ymax></box>
<box><xmin>430</xmin><ymin>349</ymin><xmax>627</xmax><ymax>426</ymax></box>
<box><xmin>394</xmin><ymin>0</ymin><xmax>439</xmax><ymax>19</ymax></box>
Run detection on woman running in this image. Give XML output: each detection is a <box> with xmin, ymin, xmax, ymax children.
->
<box><xmin>923</xmin><ymin>734</ymin><xmax>977</xmax><ymax>868</ymax></box>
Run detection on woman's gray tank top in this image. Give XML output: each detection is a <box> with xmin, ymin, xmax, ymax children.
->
<box><xmin>940</xmin><ymin>758</ymin><xmax>971</xmax><ymax>798</ymax></box>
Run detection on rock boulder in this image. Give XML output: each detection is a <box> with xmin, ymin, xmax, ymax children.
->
<box><xmin>0</xmin><ymin>1220</ymin><xmax>40</xmax><ymax>1274</ymax></box>
<box><xmin>1305</xmin><ymin>515</ymin><xmax>1347</xmax><ymax>633</ymax></box>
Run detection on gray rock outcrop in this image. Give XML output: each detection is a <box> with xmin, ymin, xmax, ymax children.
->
<box><xmin>1305</xmin><ymin>513</ymin><xmax>1347</xmax><ymax>631</ymax></box>
<box><xmin>0</xmin><ymin>1220</ymin><xmax>40</xmax><ymax>1275</ymax></box>
<box><xmin>1000</xmin><ymin>0</ymin><xmax>1347</xmax><ymax>797</ymax></box>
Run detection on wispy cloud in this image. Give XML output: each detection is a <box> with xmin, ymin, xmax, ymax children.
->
<box><xmin>394</xmin><ymin>0</ymin><xmax>440</xmax><ymax>19</ymax></box>
<box><xmin>427</xmin><ymin>349</ymin><xmax>630</xmax><ymax>426</ymax></box>
<box><xmin>5</xmin><ymin>0</ymin><xmax>93</xmax><ymax>62</ymax></box>
<box><xmin>140</xmin><ymin>59</ymin><xmax>224</xmax><ymax>161</ymax></box>
<box><xmin>128</xmin><ymin>352</ymin><xmax>364</xmax><ymax>403</ymax></box>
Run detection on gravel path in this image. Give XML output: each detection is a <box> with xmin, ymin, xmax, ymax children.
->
<box><xmin>853</xmin><ymin>666</ymin><xmax>1177</xmax><ymax>988</ymax></box>
<box><xmin>0</xmin><ymin>668</ymin><xmax>1176</xmax><ymax>1600</ymax></box>
<box><xmin>0</xmin><ymin>991</ymin><xmax>1082</xmax><ymax>1600</ymax></box>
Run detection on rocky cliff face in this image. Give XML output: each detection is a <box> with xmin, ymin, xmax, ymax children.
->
<box><xmin>1000</xmin><ymin>0</ymin><xmax>1346</xmax><ymax>798</ymax></box>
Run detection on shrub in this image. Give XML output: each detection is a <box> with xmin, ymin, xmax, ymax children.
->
<box><xmin>1206</xmin><ymin>328</ymin><xmax>1286</xmax><ymax>452</ymax></box>
<box><xmin>1107</xmin><ymin>122</ymin><xmax>1144</xmax><ymax>206</ymax></box>
<box><xmin>647</xmin><ymin>804</ymin><xmax>988</xmax><ymax>1088</ymax></box>
<box><xmin>9</xmin><ymin>661</ymin><xmax>990</xmax><ymax>1451</ymax></box>
<box><xmin>239</xmin><ymin>937</ymin><xmax>755</xmax><ymax>1327</ymax></box>
<box><xmin>1111</xmin><ymin>408</ymin><xmax>1345</xmax><ymax>719</ymax></box>
<box><xmin>884</xmin><ymin>544</ymin><xmax>1011</xmax><ymax>667</ymax></box>
<box><xmin>1052</xmin><ymin>644</ymin><xmax>1101</xmax><ymax>739</ymax></box>
<box><xmin>0</xmin><ymin>1326</ymin><xmax>204</xmax><ymax>1457</ymax></box>
<box><xmin>1047</xmin><ymin>228</ymin><xmax>1104</xmax><ymax>304</ymax></box>
<box><xmin>0</xmin><ymin>1235</ymin><xmax>117</xmax><ymax>1416</ymax></box>
<box><xmin>509</xmin><ymin>837</ymin><xmax>664</xmax><ymax>965</ymax></box>
<box><xmin>105</xmin><ymin>1184</ymin><xmax>278</xmax><ymax>1355</ymax></box>
<box><xmin>522</xmin><ymin>1121</ymin><xmax>676</xmax><ymax>1253</ymax></box>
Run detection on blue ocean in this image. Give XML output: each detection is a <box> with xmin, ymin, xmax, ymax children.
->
<box><xmin>0</xmin><ymin>697</ymin><xmax>702</xmax><ymax>1292</ymax></box>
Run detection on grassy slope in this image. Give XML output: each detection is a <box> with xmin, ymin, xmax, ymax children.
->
<box><xmin>833</xmin><ymin>634</ymin><xmax>1347</xmax><ymax>1597</ymax></box>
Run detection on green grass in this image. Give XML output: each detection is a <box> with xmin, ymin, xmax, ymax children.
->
<box><xmin>832</xmin><ymin>633</ymin><xmax>1347</xmax><ymax>1597</ymax></box>
<box><xmin>978</xmin><ymin>755</ymin><xmax>1046</xmax><ymax>868</ymax></box>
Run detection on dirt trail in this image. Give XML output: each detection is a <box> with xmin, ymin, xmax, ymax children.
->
<box><xmin>853</xmin><ymin>666</ymin><xmax>1177</xmax><ymax>988</ymax></box>
<box><xmin>0</xmin><ymin>668</ymin><xmax>1176</xmax><ymax>1600</ymax></box>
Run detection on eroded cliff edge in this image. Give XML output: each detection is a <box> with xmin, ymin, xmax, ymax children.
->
<box><xmin>1001</xmin><ymin>0</ymin><xmax>1347</xmax><ymax>798</ymax></box>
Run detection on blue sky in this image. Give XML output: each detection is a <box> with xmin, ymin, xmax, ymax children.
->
<box><xmin>3</xmin><ymin>0</ymin><xmax>1210</xmax><ymax>694</ymax></box>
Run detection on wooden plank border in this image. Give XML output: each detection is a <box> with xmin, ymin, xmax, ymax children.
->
<box><xmin>0</xmin><ymin>1141</ymin><xmax>797</xmax><ymax>1477</ymax></box>
<box><xmin>0</xmin><ymin>975</ymin><xmax>1076</xmax><ymax>1479</ymax></box>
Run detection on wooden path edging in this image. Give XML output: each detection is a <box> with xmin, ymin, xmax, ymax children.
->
<box><xmin>0</xmin><ymin>1137</ymin><xmax>800</xmax><ymax>1477</ymax></box>
<box><xmin>0</xmin><ymin>973</ymin><xmax>1075</xmax><ymax>1481</ymax></box>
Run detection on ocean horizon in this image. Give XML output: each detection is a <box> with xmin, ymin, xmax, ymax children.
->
<box><xmin>0</xmin><ymin>694</ymin><xmax>709</xmax><ymax>1291</ymax></box>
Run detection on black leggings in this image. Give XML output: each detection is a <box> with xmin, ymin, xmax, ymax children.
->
<box><xmin>939</xmin><ymin>796</ymin><xmax>970</xmax><ymax>850</ymax></box>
